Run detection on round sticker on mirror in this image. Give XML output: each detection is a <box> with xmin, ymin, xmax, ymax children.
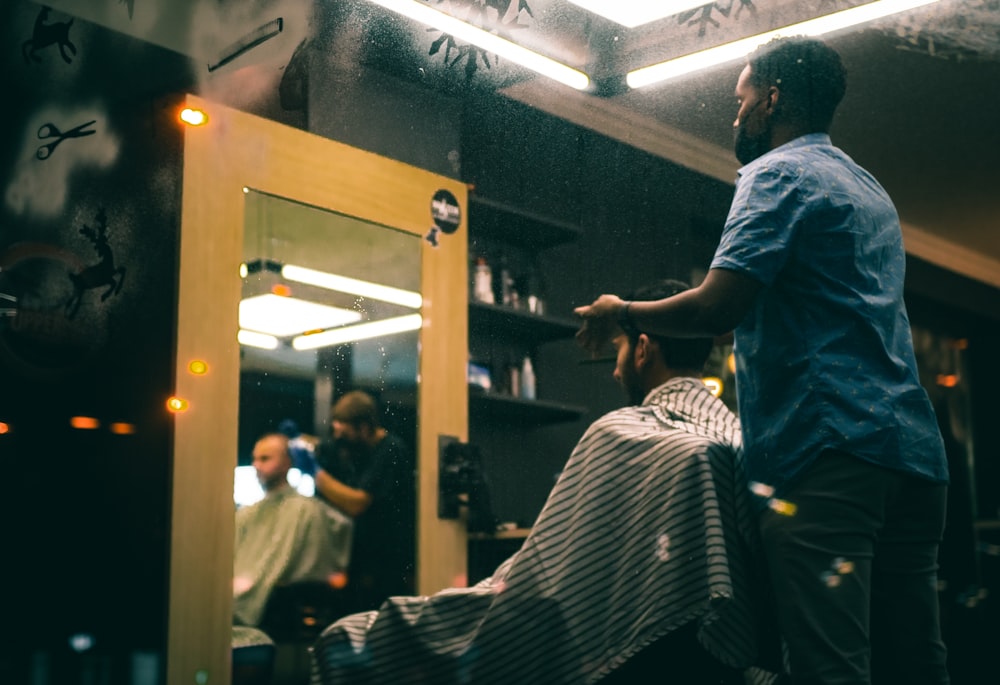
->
<box><xmin>431</xmin><ymin>189</ymin><xmax>461</xmax><ymax>235</ymax></box>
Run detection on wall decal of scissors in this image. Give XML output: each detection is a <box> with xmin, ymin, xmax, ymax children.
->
<box><xmin>36</xmin><ymin>120</ymin><xmax>96</xmax><ymax>160</ymax></box>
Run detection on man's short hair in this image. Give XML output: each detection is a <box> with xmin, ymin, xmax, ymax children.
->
<box><xmin>624</xmin><ymin>279</ymin><xmax>714</xmax><ymax>372</ymax></box>
<box><xmin>255</xmin><ymin>432</ymin><xmax>290</xmax><ymax>459</ymax></box>
<box><xmin>747</xmin><ymin>36</ymin><xmax>846</xmax><ymax>133</ymax></box>
<box><xmin>331</xmin><ymin>390</ymin><xmax>379</xmax><ymax>430</ymax></box>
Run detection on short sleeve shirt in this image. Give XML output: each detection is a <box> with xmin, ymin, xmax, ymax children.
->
<box><xmin>710</xmin><ymin>133</ymin><xmax>948</xmax><ymax>496</ymax></box>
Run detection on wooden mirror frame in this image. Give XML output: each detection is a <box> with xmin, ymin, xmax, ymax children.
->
<box><xmin>171</xmin><ymin>94</ymin><xmax>468</xmax><ymax>685</ymax></box>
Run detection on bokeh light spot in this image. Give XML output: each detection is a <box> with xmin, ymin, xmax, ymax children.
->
<box><xmin>166</xmin><ymin>396</ymin><xmax>189</xmax><ymax>413</ymax></box>
<box><xmin>188</xmin><ymin>359</ymin><xmax>209</xmax><ymax>376</ymax></box>
<box><xmin>328</xmin><ymin>572</ymin><xmax>348</xmax><ymax>590</ymax></box>
<box><xmin>179</xmin><ymin>108</ymin><xmax>208</xmax><ymax>126</ymax></box>
<box><xmin>767</xmin><ymin>498</ymin><xmax>797</xmax><ymax>516</ymax></box>
<box><xmin>69</xmin><ymin>632</ymin><xmax>95</xmax><ymax>653</ymax></box>
<box><xmin>70</xmin><ymin>416</ymin><xmax>100</xmax><ymax>430</ymax></box>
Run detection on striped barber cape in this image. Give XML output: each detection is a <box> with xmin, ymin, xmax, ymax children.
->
<box><xmin>312</xmin><ymin>377</ymin><xmax>780</xmax><ymax>684</ymax></box>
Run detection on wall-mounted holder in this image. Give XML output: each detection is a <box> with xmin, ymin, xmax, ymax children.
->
<box><xmin>438</xmin><ymin>435</ymin><xmax>497</xmax><ymax>533</ymax></box>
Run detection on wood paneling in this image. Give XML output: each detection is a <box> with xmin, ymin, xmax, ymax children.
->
<box><xmin>172</xmin><ymin>95</ymin><xmax>467</xmax><ymax>685</ymax></box>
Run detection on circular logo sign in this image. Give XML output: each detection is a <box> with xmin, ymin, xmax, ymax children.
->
<box><xmin>431</xmin><ymin>189</ymin><xmax>461</xmax><ymax>235</ymax></box>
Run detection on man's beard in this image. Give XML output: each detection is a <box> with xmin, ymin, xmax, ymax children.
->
<box><xmin>733</xmin><ymin>121</ymin><xmax>771</xmax><ymax>165</ymax></box>
<box><xmin>620</xmin><ymin>351</ymin><xmax>646</xmax><ymax>406</ymax></box>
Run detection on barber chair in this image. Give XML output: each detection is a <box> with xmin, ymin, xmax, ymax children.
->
<box><xmin>258</xmin><ymin>580</ymin><xmax>351</xmax><ymax>685</ymax></box>
<box><xmin>232</xmin><ymin>626</ymin><xmax>276</xmax><ymax>685</ymax></box>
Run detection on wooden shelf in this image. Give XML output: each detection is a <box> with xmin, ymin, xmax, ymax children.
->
<box><xmin>469</xmin><ymin>301</ymin><xmax>578</xmax><ymax>344</ymax></box>
<box><xmin>469</xmin><ymin>195</ymin><xmax>582</xmax><ymax>250</ymax></box>
<box><xmin>468</xmin><ymin>528</ymin><xmax>531</xmax><ymax>541</ymax></box>
<box><xmin>469</xmin><ymin>392</ymin><xmax>586</xmax><ymax>425</ymax></box>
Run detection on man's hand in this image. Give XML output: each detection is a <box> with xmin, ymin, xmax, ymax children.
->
<box><xmin>574</xmin><ymin>294</ymin><xmax>625</xmax><ymax>356</ymax></box>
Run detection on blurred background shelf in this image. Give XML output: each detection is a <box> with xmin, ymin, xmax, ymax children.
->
<box><xmin>469</xmin><ymin>301</ymin><xmax>579</xmax><ymax>344</ymax></box>
<box><xmin>469</xmin><ymin>195</ymin><xmax>582</xmax><ymax>250</ymax></box>
<box><xmin>469</xmin><ymin>392</ymin><xmax>586</xmax><ymax>426</ymax></box>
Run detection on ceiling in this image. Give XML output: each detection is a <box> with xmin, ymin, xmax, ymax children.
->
<box><xmin>48</xmin><ymin>0</ymin><xmax>1000</xmax><ymax>291</ymax></box>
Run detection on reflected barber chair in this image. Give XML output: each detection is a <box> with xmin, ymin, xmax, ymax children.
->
<box><xmin>232</xmin><ymin>626</ymin><xmax>276</xmax><ymax>685</ymax></box>
<box><xmin>258</xmin><ymin>580</ymin><xmax>351</xmax><ymax>685</ymax></box>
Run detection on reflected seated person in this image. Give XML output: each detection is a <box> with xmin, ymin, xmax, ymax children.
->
<box><xmin>233</xmin><ymin>432</ymin><xmax>353</xmax><ymax>629</ymax></box>
<box><xmin>311</xmin><ymin>280</ymin><xmax>779</xmax><ymax>685</ymax></box>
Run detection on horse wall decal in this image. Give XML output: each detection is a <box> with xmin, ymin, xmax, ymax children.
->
<box><xmin>65</xmin><ymin>209</ymin><xmax>126</xmax><ymax>318</ymax></box>
<box><xmin>23</xmin><ymin>6</ymin><xmax>76</xmax><ymax>64</ymax></box>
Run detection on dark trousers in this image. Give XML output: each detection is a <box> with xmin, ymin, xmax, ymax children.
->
<box><xmin>759</xmin><ymin>450</ymin><xmax>950</xmax><ymax>685</ymax></box>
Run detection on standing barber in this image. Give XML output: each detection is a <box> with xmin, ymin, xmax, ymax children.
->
<box><xmin>575</xmin><ymin>37</ymin><xmax>949</xmax><ymax>684</ymax></box>
<box><xmin>313</xmin><ymin>390</ymin><xmax>416</xmax><ymax>612</ymax></box>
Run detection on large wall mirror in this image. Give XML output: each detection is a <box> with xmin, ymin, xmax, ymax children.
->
<box><xmin>237</xmin><ymin>189</ymin><xmax>421</xmax><ymax>464</ymax></box>
<box><xmin>172</xmin><ymin>95</ymin><xmax>467</xmax><ymax>683</ymax></box>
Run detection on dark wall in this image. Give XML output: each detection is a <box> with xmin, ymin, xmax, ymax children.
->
<box><xmin>1</xmin><ymin>1</ymin><xmax>192</xmax><ymax>679</ymax></box>
<box><xmin>460</xmin><ymin>94</ymin><xmax>734</xmax><ymax>526</ymax></box>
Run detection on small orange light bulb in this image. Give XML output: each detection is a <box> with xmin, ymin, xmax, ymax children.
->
<box><xmin>109</xmin><ymin>422</ymin><xmax>137</xmax><ymax>435</ymax></box>
<box><xmin>166</xmin><ymin>396</ymin><xmax>190</xmax><ymax>413</ymax></box>
<box><xmin>188</xmin><ymin>360</ymin><xmax>209</xmax><ymax>376</ymax></box>
<box><xmin>179</xmin><ymin>108</ymin><xmax>208</xmax><ymax>126</ymax></box>
<box><xmin>70</xmin><ymin>416</ymin><xmax>100</xmax><ymax>430</ymax></box>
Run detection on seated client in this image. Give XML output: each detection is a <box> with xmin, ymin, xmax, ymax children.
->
<box><xmin>310</xmin><ymin>280</ymin><xmax>779</xmax><ymax>684</ymax></box>
<box><xmin>233</xmin><ymin>432</ymin><xmax>352</xmax><ymax>628</ymax></box>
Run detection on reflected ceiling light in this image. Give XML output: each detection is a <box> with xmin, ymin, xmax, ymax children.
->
<box><xmin>627</xmin><ymin>0</ymin><xmax>941</xmax><ymax>89</ymax></box>
<box><xmin>366</xmin><ymin>0</ymin><xmax>590</xmax><ymax>90</ymax></box>
<box><xmin>239</xmin><ymin>293</ymin><xmax>362</xmax><ymax>338</ymax></box>
<box><xmin>242</xmin><ymin>259</ymin><xmax>421</xmax><ymax>309</ymax></box>
<box><xmin>292</xmin><ymin>313</ymin><xmax>422</xmax><ymax>350</ymax></box>
<box><xmin>238</xmin><ymin>329</ymin><xmax>280</xmax><ymax>350</ymax></box>
<box><xmin>568</xmin><ymin>1</ymin><xmax>714</xmax><ymax>28</ymax></box>
<box><xmin>282</xmin><ymin>264</ymin><xmax>422</xmax><ymax>309</ymax></box>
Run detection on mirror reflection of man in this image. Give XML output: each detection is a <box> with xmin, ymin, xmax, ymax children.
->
<box><xmin>233</xmin><ymin>433</ymin><xmax>352</xmax><ymax>628</ymax></box>
<box><xmin>314</xmin><ymin>390</ymin><xmax>416</xmax><ymax>612</ymax></box>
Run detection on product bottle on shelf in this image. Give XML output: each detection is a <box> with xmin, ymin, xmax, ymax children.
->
<box><xmin>507</xmin><ymin>356</ymin><xmax>521</xmax><ymax>398</ymax></box>
<box><xmin>473</xmin><ymin>256</ymin><xmax>495</xmax><ymax>304</ymax></box>
<box><xmin>523</xmin><ymin>260</ymin><xmax>546</xmax><ymax>315</ymax></box>
<box><xmin>499</xmin><ymin>255</ymin><xmax>518</xmax><ymax>308</ymax></box>
<box><xmin>520</xmin><ymin>355</ymin><xmax>536</xmax><ymax>400</ymax></box>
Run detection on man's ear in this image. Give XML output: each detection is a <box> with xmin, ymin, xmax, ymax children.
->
<box><xmin>767</xmin><ymin>85</ymin><xmax>781</xmax><ymax>115</ymax></box>
<box><xmin>634</xmin><ymin>333</ymin><xmax>656</xmax><ymax>369</ymax></box>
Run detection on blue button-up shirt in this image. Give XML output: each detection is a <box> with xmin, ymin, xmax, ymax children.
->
<box><xmin>710</xmin><ymin>133</ymin><xmax>948</xmax><ymax>498</ymax></box>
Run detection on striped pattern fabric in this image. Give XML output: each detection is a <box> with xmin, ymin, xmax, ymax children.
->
<box><xmin>311</xmin><ymin>378</ymin><xmax>779</xmax><ymax>684</ymax></box>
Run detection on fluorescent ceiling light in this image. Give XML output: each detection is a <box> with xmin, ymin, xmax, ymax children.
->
<box><xmin>239</xmin><ymin>293</ymin><xmax>362</xmax><ymax>337</ymax></box>
<box><xmin>568</xmin><ymin>1</ymin><xmax>715</xmax><ymax>28</ymax></box>
<box><xmin>366</xmin><ymin>0</ymin><xmax>590</xmax><ymax>90</ymax></box>
<box><xmin>238</xmin><ymin>329</ymin><xmax>280</xmax><ymax>350</ymax></box>
<box><xmin>282</xmin><ymin>264</ymin><xmax>422</xmax><ymax>309</ymax></box>
<box><xmin>627</xmin><ymin>0</ymin><xmax>940</xmax><ymax>88</ymax></box>
<box><xmin>293</xmin><ymin>313</ymin><xmax>422</xmax><ymax>350</ymax></box>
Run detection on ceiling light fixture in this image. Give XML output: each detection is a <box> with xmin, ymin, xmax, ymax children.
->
<box><xmin>568</xmin><ymin>1</ymin><xmax>715</xmax><ymax>29</ymax></box>
<box><xmin>627</xmin><ymin>0</ymin><xmax>941</xmax><ymax>89</ymax></box>
<box><xmin>366</xmin><ymin>0</ymin><xmax>590</xmax><ymax>90</ymax></box>
<box><xmin>292</xmin><ymin>313</ymin><xmax>423</xmax><ymax>351</ymax></box>
<box><xmin>282</xmin><ymin>264</ymin><xmax>422</xmax><ymax>309</ymax></box>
